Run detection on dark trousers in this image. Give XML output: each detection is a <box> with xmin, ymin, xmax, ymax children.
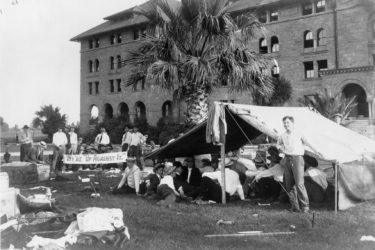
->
<box><xmin>157</xmin><ymin>184</ymin><xmax>176</xmax><ymax>203</ymax></box>
<box><xmin>112</xmin><ymin>185</ymin><xmax>136</xmax><ymax>195</ymax></box>
<box><xmin>128</xmin><ymin>145</ymin><xmax>142</xmax><ymax>168</ymax></box>
<box><xmin>198</xmin><ymin>177</ymin><xmax>230</xmax><ymax>203</ymax></box>
<box><xmin>283</xmin><ymin>155</ymin><xmax>309</xmax><ymax>210</ymax></box>
<box><xmin>20</xmin><ymin>143</ymin><xmax>32</xmax><ymax>162</ymax></box>
<box><xmin>122</xmin><ymin>143</ymin><xmax>129</xmax><ymax>152</ymax></box>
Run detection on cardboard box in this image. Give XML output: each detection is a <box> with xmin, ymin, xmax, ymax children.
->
<box><xmin>0</xmin><ymin>187</ymin><xmax>20</xmax><ymax>218</ymax></box>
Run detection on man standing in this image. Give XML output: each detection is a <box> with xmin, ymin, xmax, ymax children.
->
<box><xmin>113</xmin><ymin>158</ymin><xmax>141</xmax><ymax>195</ymax></box>
<box><xmin>121</xmin><ymin>127</ymin><xmax>132</xmax><ymax>152</ymax></box>
<box><xmin>68</xmin><ymin>127</ymin><xmax>78</xmax><ymax>154</ymax></box>
<box><xmin>19</xmin><ymin>125</ymin><xmax>33</xmax><ymax>162</ymax></box>
<box><xmin>278</xmin><ymin>116</ymin><xmax>321</xmax><ymax>213</ymax></box>
<box><xmin>52</xmin><ymin>127</ymin><xmax>68</xmax><ymax>173</ymax></box>
<box><xmin>95</xmin><ymin>127</ymin><xmax>111</xmax><ymax>153</ymax></box>
<box><xmin>27</xmin><ymin>141</ymin><xmax>47</xmax><ymax>164</ymax></box>
<box><xmin>128</xmin><ymin>127</ymin><xmax>143</xmax><ymax>168</ymax></box>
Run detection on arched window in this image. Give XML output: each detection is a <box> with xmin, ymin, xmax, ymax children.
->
<box><xmin>135</xmin><ymin>101</ymin><xmax>146</xmax><ymax>120</ymax></box>
<box><xmin>103</xmin><ymin>103</ymin><xmax>113</xmax><ymax>120</ymax></box>
<box><xmin>304</xmin><ymin>31</ymin><xmax>314</xmax><ymax>48</ymax></box>
<box><xmin>343</xmin><ymin>84</ymin><xmax>369</xmax><ymax>118</ymax></box>
<box><xmin>95</xmin><ymin>59</ymin><xmax>100</xmax><ymax>72</ymax></box>
<box><xmin>117</xmin><ymin>55</ymin><xmax>121</xmax><ymax>69</ymax></box>
<box><xmin>118</xmin><ymin>102</ymin><xmax>129</xmax><ymax>121</ymax></box>
<box><xmin>89</xmin><ymin>105</ymin><xmax>99</xmax><ymax>125</ymax></box>
<box><xmin>271</xmin><ymin>36</ymin><xmax>279</xmax><ymax>52</ymax></box>
<box><xmin>271</xmin><ymin>65</ymin><xmax>280</xmax><ymax>77</ymax></box>
<box><xmin>110</xmin><ymin>57</ymin><xmax>114</xmax><ymax>70</ymax></box>
<box><xmin>88</xmin><ymin>60</ymin><xmax>93</xmax><ymax>73</ymax></box>
<box><xmin>162</xmin><ymin>101</ymin><xmax>173</xmax><ymax>118</ymax></box>
<box><xmin>317</xmin><ymin>28</ymin><xmax>326</xmax><ymax>46</ymax></box>
<box><xmin>259</xmin><ymin>38</ymin><xmax>268</xmax><ymax>54</ymax></box>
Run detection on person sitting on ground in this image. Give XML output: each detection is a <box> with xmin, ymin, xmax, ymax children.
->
<box><xmin>156</xmin><ymin>164</ymin><xmax>180</xmax><ymax>206</ymax></box>
<box><xmin>184</xmin><ymin>157</ymin><xmax>202</xmax><ymax>187</ymax></box>
<box><xmin>95</xmin><ymin>127</ymin><xmax>111</xmax><ymax>153</ymax></box>
<box><xmin>113</xmin><ymin>158</ymin><xmax>140</xmax><ymax>195</ymax></box>
<box><xmin>173</xmin><ymin>163</ymin><xmax>199</xmax><ymax>200</ymax></box>
<box><xmin>142</xmin><ymin>163</ymin><xmax>164</xmax><ymax>198</ymax></box>
<box><xmin>27</xmin><ymin>141</ymin><xmax>47</xmax><ymax>164</ymax></box>
<box><xmin>196</xmin><ymin>160</ymin><xmax>245</xmax><ymax>203</ymax></box>
<box><xmin>174</xmin><ymin>161</ymin><xmax>186</xmax><ymax>182</ymax></box>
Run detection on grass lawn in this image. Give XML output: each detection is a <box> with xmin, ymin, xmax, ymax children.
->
<box><xmin>4</xmin><ymin>177</ymin><xmax>375</xmax><ymax>250</ymax></box>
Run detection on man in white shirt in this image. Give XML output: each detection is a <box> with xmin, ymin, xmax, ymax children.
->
<box><xmin>128</xmin><ymin>127</ymin><xmax>144</xmax><ymax>168</ymax></box>
<box><xmin>113</xmin><ymin>158</ymin><xmax>140</xmax><ymax>195</ymax></box>
<box><xmin>19</xmin><ymin>125</ymin><xmax>33</xmax><ymax>162</ymax></box>
<box><xmin>278</xmin><ymin>116</ymin><xmax>322</xmax><ymax>213</ymax></box>
<box><xmin>52</xmin><ymin>127</ymin><xmax>68</xmax><ymax>173</ymax></box>
<box><xmin>121</xmin><ymin>127</ymin><xmax>132</xmax><ymax>152</ymax></box>
<box><xmin>200</xmin><ymin>163</ymin><xmax>245</xmax><ymax>203</ymax></box>
<box><xmin>95</xmin><ymin>127</ymin><xmax>111</xmax><ymax>153</ymax></box>
<box><xmin>68</xmin><ymin>127</ymin><xmax>78</xmax><ymax>154</ymax></box>
<box><xmin>157</xmin><ymin>164</ymin><xmax>180</xmax><ymax>206</ymax></box>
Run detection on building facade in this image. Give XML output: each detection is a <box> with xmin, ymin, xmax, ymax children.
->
<box><xmin>72</xmin><ymin>0</ymin><xmax>375</xmax><ymax>137</ymax></box>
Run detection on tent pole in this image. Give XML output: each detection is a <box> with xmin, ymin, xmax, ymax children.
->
<box><xmin>220</xmin><ymin>143</ymin><xmax>226</xmax><ymax>204</ymax></box>
<box><xmin>334</xmin><ymin>161</ymin><xmax>338</xmax><ymax>214</ymax></box>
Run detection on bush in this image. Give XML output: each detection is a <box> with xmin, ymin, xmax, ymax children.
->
<box><xmin>253</xmin><ymin>76</ymin><xmax>292</xmax><ymax>106</ymax></box>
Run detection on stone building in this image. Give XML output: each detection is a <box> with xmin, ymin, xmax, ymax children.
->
<box><xmin>72</xmin><ymin>0</ymin><xmax>375</xmax><ymax>137</ymax></box>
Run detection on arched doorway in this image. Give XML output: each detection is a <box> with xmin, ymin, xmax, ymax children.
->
<box><xmin>103</xmin><ymin>103</ymin><xmax>114</xmax><ymax>120</ymax></box>
<box><xmin>162</xmin><ymin>101</ymin><xmax>173</xmax><ymax>118</ymax></box>
<box><xmin>89</xmin><ymin>105</ymin><xmax>99</xmax><ymax>125</ymax></box>
<box><xmin>342</xmin><ymin>84</ymin><xmax>369</xmax><ymax>118</ymax></box>
<box><xmin>118</xmin><ymin>102</ymin><xmax>129</xmax><ymax>121</ymax></box>
<box><xmin>134</xmin><ymin>101</ymin><xmax>146</xmax><ymax>120</ymax></box>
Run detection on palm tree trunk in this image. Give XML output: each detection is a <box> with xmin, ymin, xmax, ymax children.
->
<box><xmin>184</xmin><ymin>84</ymin><xmax>209</xmax><ymax>125</ymax></box>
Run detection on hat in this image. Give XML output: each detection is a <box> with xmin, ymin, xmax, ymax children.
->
<box><xmin>153</xmin><ymin>163</ymin><xmax>165</xmax><ymax>172</ymax></box>
<box><xmin>126</xmin><ymin>157</ymin><xmax>136</xmax><ymax>163</ymax></box>
<box><xmin>164</xmin><ymin>164</ymin><xmax>176</xmax><ymax>175</ymax></box>
<box><xmin>23</xmin><ymin>125</ymin><xmax>29</xmax><ymax>129</ymax></box>
<box><xmin>39</xmin><ymin>141</ymin><xmax>47</xmax><ymax>148</ymax></box>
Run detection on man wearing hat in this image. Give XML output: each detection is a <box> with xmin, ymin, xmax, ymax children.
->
<box><xmin>19</xmin><ymin>125</ymin><xmax>33</xmax><ymax>162</ymax></box>
<box><xmin>142</xmin><ymin>163</ymin><xmax>164</xmax><ymax>198</ymax></box>
<box><xmin>27</xmin><ymin>141</ymin><xmax>47</xmax><ymax>164</ymax></box>
<box><xmin>156</xmin><ymin>164</ymin><xmax>180</xmax><ymax>206</ymax></box>
<box><xmin>113</xmin><ymin>157</ymin><xmax>141</xmax><ymax>195</ymax></box>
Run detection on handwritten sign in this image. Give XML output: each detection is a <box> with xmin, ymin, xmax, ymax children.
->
<box><xmin>63</xmin><ymin>152</ymin><xmax>127</xmax><ymax>165</ymax></box>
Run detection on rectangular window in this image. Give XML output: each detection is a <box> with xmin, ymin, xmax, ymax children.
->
<box><xmin>133</xmin><ymin>30</ymin><xmax>139</xmax><ymax>40</ymax></box>
<box><xmin>315</xmin><ymin>0</ymin><xmax>326</xmax><ymax>13</ymax></box>
<box><xmin>110</xmin><ymin>80</ymin><xmax>114</xmax><ymax>93</ymax></box>
<box><xmin>117</xmin><ymin>79</ymin><xmax>122</xmax><ymax>92</ymax></box>
<box><xmin>141</xmin><ymin>28</ymin><xmax>147</xmax><ymax>38</ymax></box>
<box><xmin>95</xmin><ymin>82</ymin><xmax>99</xmax><ymax>94</ymax></box>
<box><xmin>89</xmin><ymin>40</ymin><xmax>94</xmax><ymax>49</ymax></box>
<box><xmin>117</xmin><ymin>34</ymin><xmax>122</xmax><ymax>43</ymax></box>
<box><xmin>110</xmin><ymin>35</ymin><xmax>115</xmax><ymax>45</ymax></box>
<box><xmin>302</xmin><ymin>3</ymin><xmax>313</xmax><ymax>15</ymax></box>
<box><xmin>117</xmin><ymin>55</ymin><xmax>121</xmax><ymax>69</ymax></box>
<box><xmin>95</xmin><ymin>38</ymin><xmax>100</xmax><ymax>48</ymax></box>
<box><xmin>304</xmin><ymin>61</ymin><xmax>314</xmax><ymax>79</ymax></box>
<box><xmin>258</xmin><ymin>11</ymin><xmax>267</xmax><ymax>23</ymax></box>
<box><xmin>270</xmin><ymin>10</ymin><xmax>278</xmax><ymax>22</ymax></box>
<box><xmin>317</xmin><ymin>60</ymin><xmax>328</xmax><ymax>76</ymax></box>
<box><xmin>88</xmin><ymin>82</ymin><xmax>92</xmax><ymax>95</ymax></box>
<box><xmin>110</xmin><ymin>57</ymin><xmax>114</xmax><ymax>70</ymax></box>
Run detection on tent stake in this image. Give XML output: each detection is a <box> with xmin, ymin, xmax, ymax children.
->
<box><xmin>220</xmin><ymin>143</ymin><xmax>226</xmax><ymax>204</ymax></box>
<box><xmin>334</xmin><ymin>161</ymin><xmax>338</xmax><ymax>214</ymax></box>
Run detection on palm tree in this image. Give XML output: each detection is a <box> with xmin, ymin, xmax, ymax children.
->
<box><xmin>125</xmin><ymin>0</ymin><xmax>273</xmax><ymax>125</ymax></box>
<box><xmin>299</xmin><ymin>88</ymin><xmax>357</xmax><ymax>124</ymax></box>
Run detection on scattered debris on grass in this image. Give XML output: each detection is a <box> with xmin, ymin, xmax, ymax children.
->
<box><xmin>360</xmin><ymin>235</ymin><xmax>375</xmax><ymax>242</ymax></box>
<box><xmin>216</xmin><ymin>219</ymin><xmax>234</xmax><ymax>225</ymax></box>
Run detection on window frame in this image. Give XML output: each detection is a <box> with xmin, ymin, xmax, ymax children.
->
<box><xmin>259</xmin><ymin>38</ymin><xmax>268</xmax><ymax>54</ymax></box>
<box><xmin>304</xmin><ymin>61</ymin><xmax>314</xmax><ymax>79</ymax></box>
<box><xmin>317</xmin><ymin>28</ymin><xmax>326</xmax><ymax>46</ymax></box>
<box><xmin>88</xmin><ymin>82</ymin><xmax>93</xmax><ymax>95</ymax></box>
<box><xmin>304</xmin><ymin>31</ymin><xmax>314</xmax><ymax>48</ymax></box>
<box><xmin>117</xmin><ymin>79</ymin><xmax>122</xmax><ymax>92</ymax></box>
<box><xmin>302</xmin><ymin>2</ymin><xmax>313</xmax><ymax>15</ymax></box>
<box><xmin>258</xmin><ymin>11</ymin><xmax>267</xmax><ymax>23</ymax></box>
<box><xmin>270</xmin><ymin>9</ymin><xmax>279</xmax><ymax>22</ymax></box>
<box><xmin>315</xmin><ymin>0</ymin><xmax>326</xmax><ymax>13</ymax></box>
<box><xmin>109</xmin><ymin>80</ymin><xmax>114</xmax><ymax>93</ymax></box>
<box><xmin>95</xmin><ymin>82</ymin><xmax>99</xmax><ymax>94</ymax></box>
<box><xmin>271</xmin><ymin>36</ymin><xmax>279</xmax><ymax>52</ymax></box>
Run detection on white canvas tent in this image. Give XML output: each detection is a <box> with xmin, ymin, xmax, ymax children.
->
<box><xmin>146</xmin><ymin>102</ymin><xmax>375</xmax><ymax>211</ymax></box>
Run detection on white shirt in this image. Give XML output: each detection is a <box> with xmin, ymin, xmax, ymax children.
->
<box><xmin>203</xmin><ymin>169</ymin><xmax>245</xmax><ymax>199</ymax></box>
<box><xmin>187</xmin><ymin>168</ymin><xmax>192</xmax><ymax>183</ymax></box>
<box><xmin>118</xmin><ymin>165</ymin><xmax>140</xmax><ymax>193</ymax></box>
<box><xmin>129</xmin><ymin>132</ymin><xmax>143</xmax><ymax>146</ymax></box>
<box><xmin>122</xmin><ymin>132</ymin><xmax>132</xmax><ymax>145</ymax></box>
<box><xmin>69</xmin><ymin>132</ymin><xmax>78</xmax><ymax>145</ymax></box>
<box><xmin>278</xmin><ymin>130</ymin><xmax>306</xmax><ymax>156</ymax></box>
<box><xmin>20</xmin><ymin>130</ymin><xmax>33</xmax><ymax>144</ymax></box>
<box><xmin>52</xmin><ymin>131</ymin><xmax>68</xmax><ymax>147</ymax></box>
<box><xmin>95</xmin><ymin>132</ymin><xmax>110</xmax><ymax>145</ymax></box>
<box><xmin>159</xmin><ymin>175</ymin><xmax>178</xmax><ymax>193</ymax></box>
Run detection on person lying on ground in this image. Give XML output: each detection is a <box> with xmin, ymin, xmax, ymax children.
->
<box><xmin>27</xmin><ymin>141</ymin><xmax>48</xmax><ymax>164</ymax></box>
<box><xmin>156</xmin><ymin>164</ymin><xmax>180</xmax><ymax>206</ymax></box>
<box><xmin>195</xmin><ymin>160</ymin><xmax>245</xmax><ymax>203</ymax></box>
<box><xmin>142</xmin><ymin>163</ymin><xmax>164</xmax><ymax>198</ymax></box>
<box><xmin>113</xmin><ymin>158</ymin><xmax>141</xmax><ymax>195</ymax></box>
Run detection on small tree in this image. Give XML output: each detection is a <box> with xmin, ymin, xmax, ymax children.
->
<box><xmin>33</xmin><ymin>105</ymin><xmax>67</xmax><ymax>139</ymax></box>
<box><xmin>299</xmin><ymin>88</ymin><xmax>357</xmax><ymax>123</ymax></box>
<box><xmin>253</xmin><ymin>76</ymin><xmax>292</xmax><ymax>106</ymax></box>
